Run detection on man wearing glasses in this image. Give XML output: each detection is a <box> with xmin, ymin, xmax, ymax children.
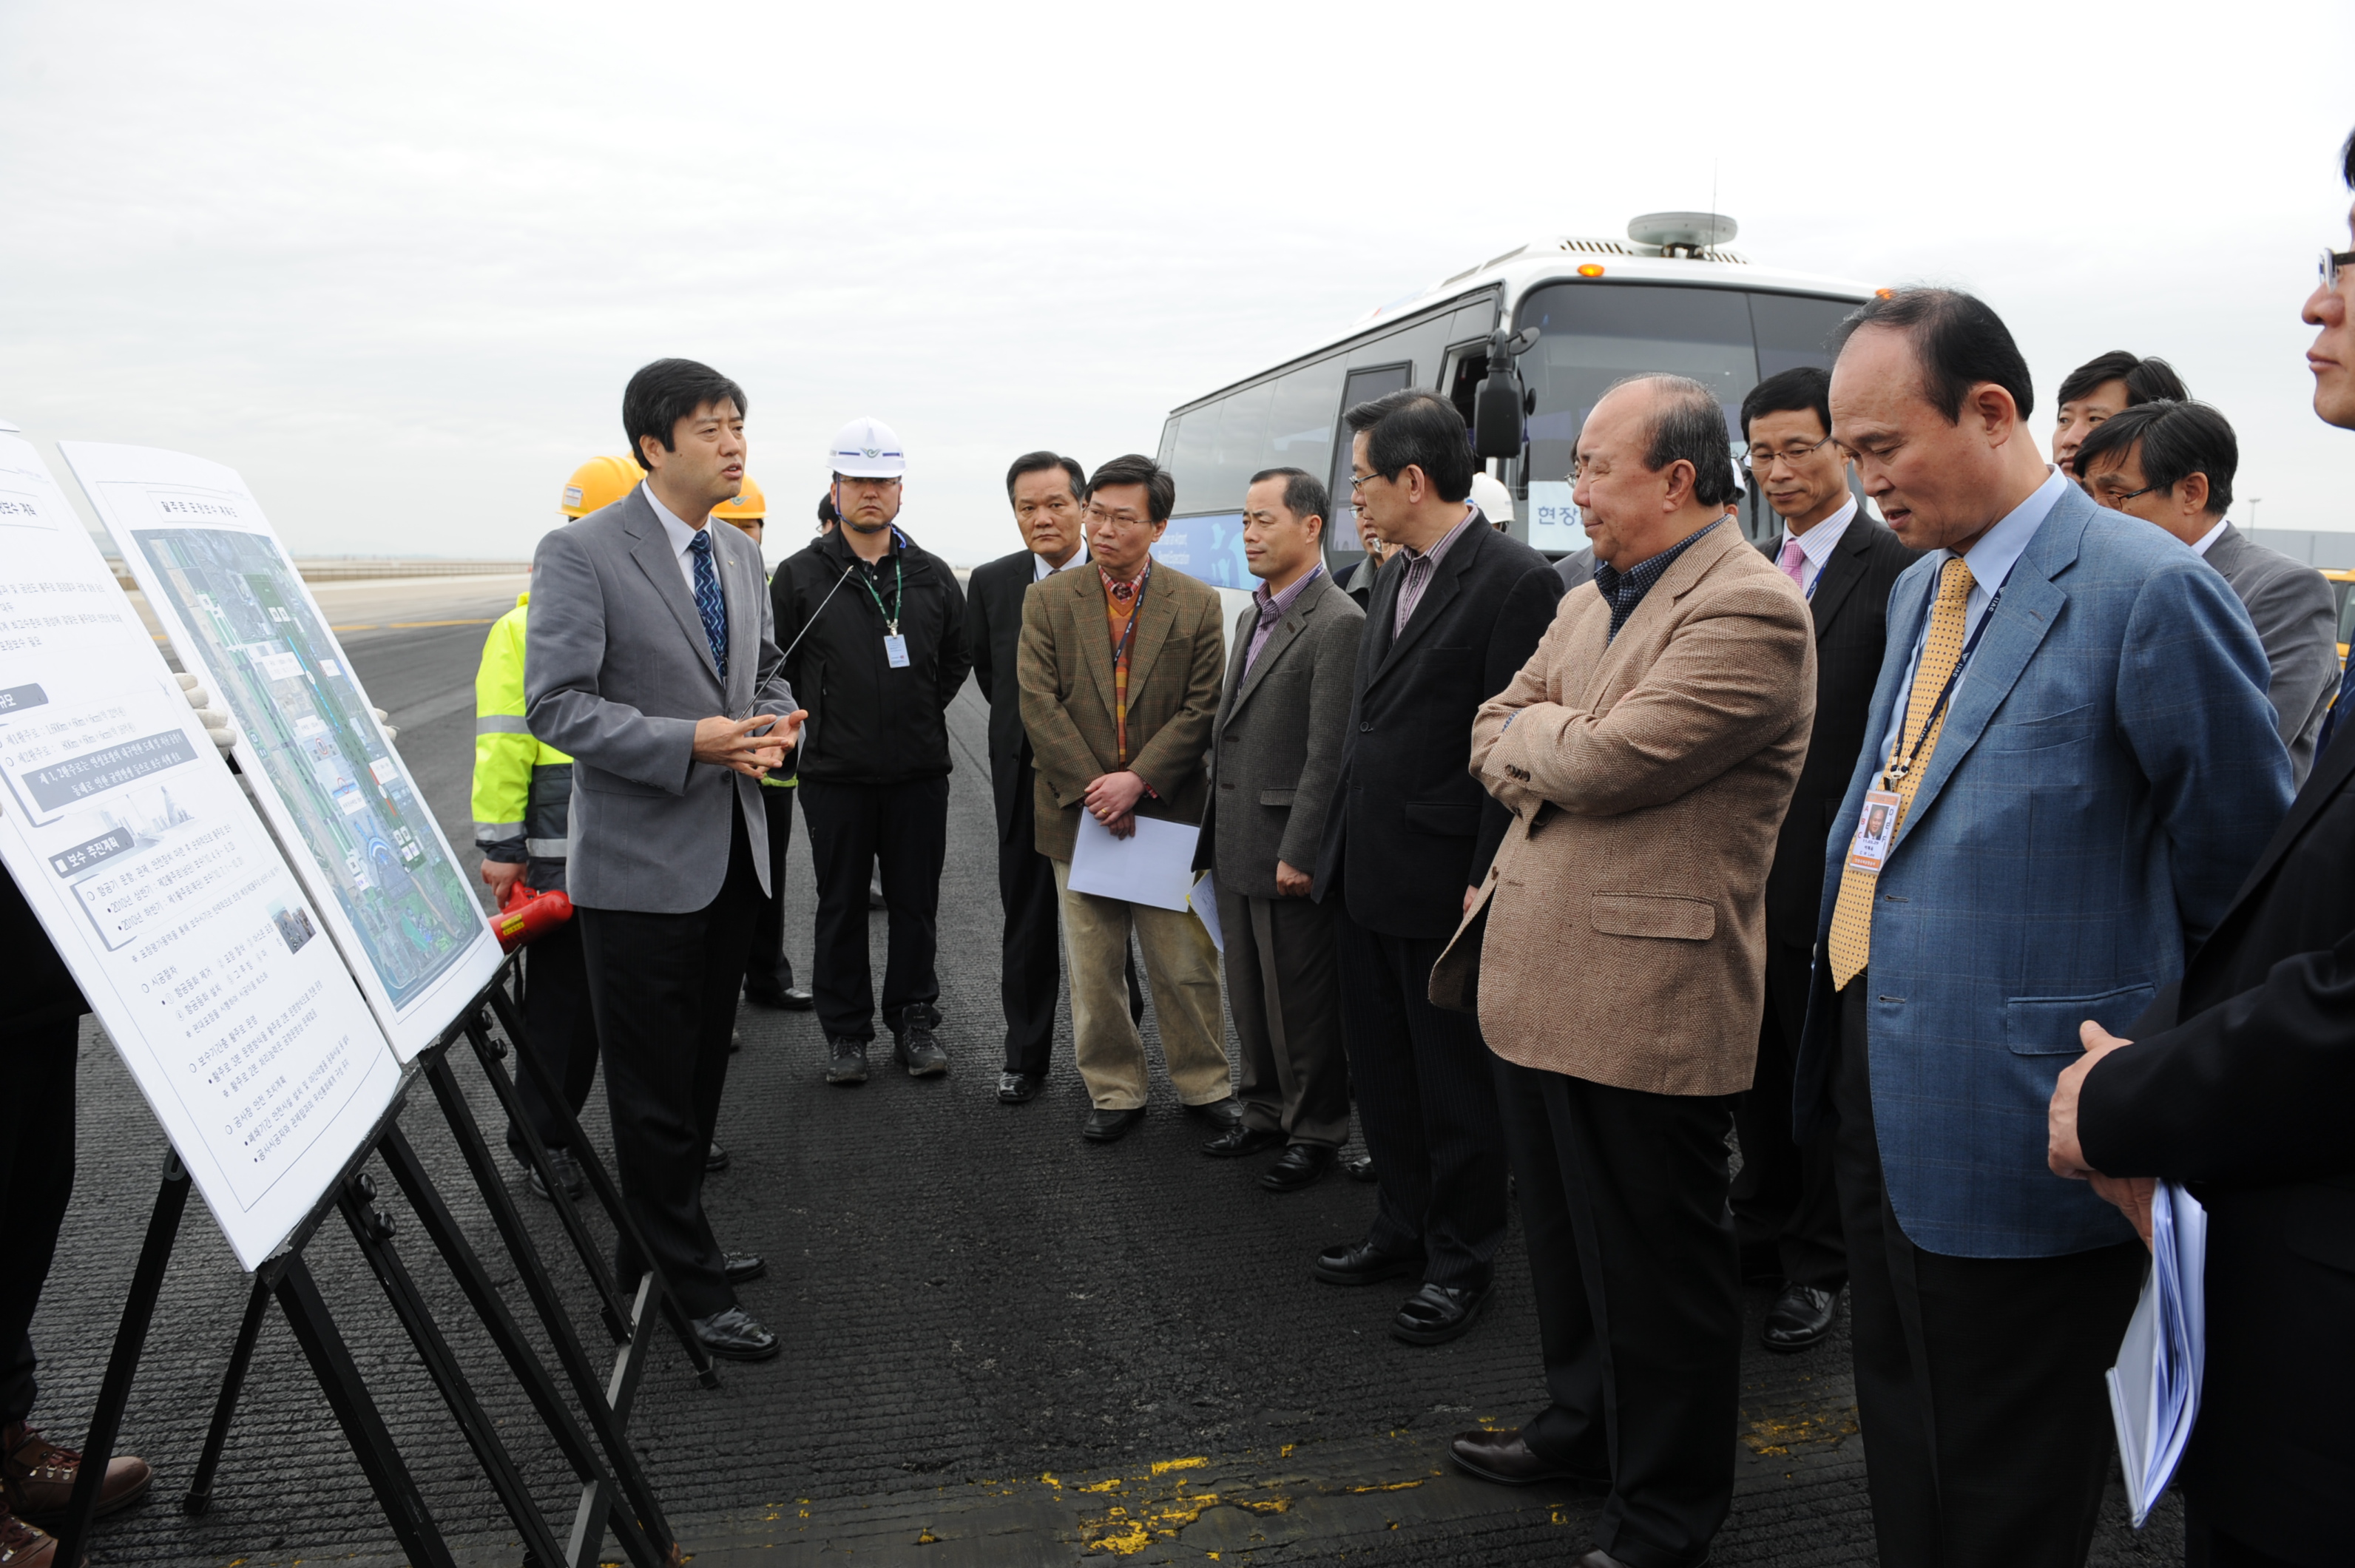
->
<box><xmin>1731</xmin><ymin>368</ymin><xmax>1916</xmax><ymax>1355</ymax></box>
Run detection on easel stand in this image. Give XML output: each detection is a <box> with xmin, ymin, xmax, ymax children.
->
<box><xmin>54</xmin><ymin>964</ymin><xmax>710</xmax><ymax>1568</ymax></box>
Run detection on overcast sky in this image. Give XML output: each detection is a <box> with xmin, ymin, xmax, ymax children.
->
<box><xmin>4</xmin><ymin>0</ymin><xmax>2351</xmax><ymax>569</ymax></box>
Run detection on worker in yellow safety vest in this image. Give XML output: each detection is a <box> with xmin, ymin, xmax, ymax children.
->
<box><xmin>712</xmin><ymin>478</ymin><xmax>816</xmax><ymax>1013</ymax></box>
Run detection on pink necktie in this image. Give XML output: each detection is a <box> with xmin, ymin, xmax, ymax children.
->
<box><xmin>1777</xmin><ymin>536</ymin><xmax>1807</xmax><ymax>590</ymax></box>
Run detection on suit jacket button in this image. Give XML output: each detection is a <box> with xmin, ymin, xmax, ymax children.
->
<box><xmin>1359</xmin><ymin>721</ymin><xmax>1373</xmax><ymax>732</ymax></box>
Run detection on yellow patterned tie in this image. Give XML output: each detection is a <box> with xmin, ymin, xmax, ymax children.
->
<box><xmin>1827</xmin><ymin>557</ymin><xmax>1976</xmax><ymax>991</ymax></box>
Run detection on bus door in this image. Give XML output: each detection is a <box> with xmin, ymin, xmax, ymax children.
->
<box><xmin>1327</xmin><ymin>362</ymin><xmax>1410</xmax><ymax>573</ymax></box>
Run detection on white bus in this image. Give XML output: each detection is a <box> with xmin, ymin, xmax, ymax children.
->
<box><xmin>1152</xmin><ymin>213</ymin><xmax>1880</xmax><ymax>586</ymax></box>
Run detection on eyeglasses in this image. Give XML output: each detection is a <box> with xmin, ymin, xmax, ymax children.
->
<box><xmin>1348</xmin><ymin>473</ymin><xmax>1383</xmax><ymax>495</ymax></box>
<box><xmin>2323</xmin><ymin>249</ymin><xmax>2355</xmax><ymax>290</ymax></box>
<box><xmin>1741</xmin><ymin>434</ymin><xmax>1835</xmax><ymax>473</ymax></box>
<box><xmin>2096</xmin><ymin>482</ymin><xmax>2164</xmax><ymax>507</ymax></box>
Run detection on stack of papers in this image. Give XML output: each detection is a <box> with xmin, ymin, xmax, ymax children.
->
<box><xmin>2107</xmin><ymin>1181</ymin><xmax>2209</xmax><ymax>1527</ymax></box>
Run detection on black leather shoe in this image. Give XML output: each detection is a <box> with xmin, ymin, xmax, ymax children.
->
<box><xmin>1392</xmin><ymin>1281</ymin><xmax>1490</xmax><ymax>1346</ymax></box>
<box><xmin>1260</xmin><ymin>1143</ymin><xmax>1335</xmax><ymax>1192</ymax></box>
<box><xmin>706</xmin><ymin>1142</ymin><xmax>731</xmax><ymax>1174</ymax></box>
<box><xmin>1762</xmin><ymin>1283</ymin><xmax>1839</xmax><ymax>1352</ymax></box>
<box><xmin>1311</xmin><ymin>1237</ymin><xmax>1425</xmax><ymax>1287</ymax></box>
<box><xmin>825</xmin><ymin>1037</ymin><xmax>870</xmax><ymax>1085</ymax></box>
<box><xmin>745</xmin><ymin>981</ymin><xmax>816</xmax><ymax>1011</ymax></box>
<box><xmin>1186</xmin><ymin>1096</ymin><xmax>1246</xmax><ymax>1131</ymax></box>
<box><xmin>997</xmin><ymin>1070</ymin><xmax>1045</xmax><ymax>1104</ymax></box>
<box><xmin>868</xmin><ymin>876</ymin><xmax>886</xmax><ymax>909</ymax></box>
<box><xmin>1082</xmin><ymin>1106</ymin><xmax>1146</xmax><ymax>1143</ymax></box>
<box><xmin>1573</xmin><ymin>1551</ymin><xmax>1710</xmax><ymax>1568</ymax></box>
<box><xmin>691</xmin><ymin>1306</ymin><xmax>780</xmax><ymax>1362</ymax></box>
<box><xmin>894</xmin><ymin>1026</ymin><xmax>949</xmax><ymax>1078</ymax></box>
<box><xmin>524</xmin><ymin>1146</ymin><xmax>586</xmax><ymax>1202</ymax></box>
<box><xmin>730</xmin><ymin>1027</ymin><xmax>742</xmax><ymax>1054</ymax></box>
<box><xmin>723</xmin><ymin>1251</ymin><xmax>767</xmax><ymax>1285</ymax></box>
<box><xmin>1341</xmin><ymin>1151</ymin><xmax>1377</xmax><ymax>1183</ymax></box>
<box><xmin>1202</xmin><ymin>1124</ymin><xmax>1284</xmax><ymax>1158</ymax></box>
<box><xmin>1449</xmin><ymin>1428</ymin><xmax>1607</xmax><ymax>1489</ymax></box>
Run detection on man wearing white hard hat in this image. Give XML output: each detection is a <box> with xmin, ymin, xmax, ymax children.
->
<box><xmin>770</xmin><ymin>418</ymin><xmax>971</xmax><ymax>1085</ymax></box>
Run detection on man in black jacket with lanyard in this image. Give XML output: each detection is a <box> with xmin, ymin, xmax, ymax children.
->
<box><xmin>1311</xmin><ymin>390</ymin><xmax>1563</xmax><ymax>1347</ymax></box>
<box><xmin>771</xmin><ymin>418</ymin><xmax>971</xmax><ymax>1086</ymax></box>
<box><xmin>2049</xmin><ymin>131</ymin><xmax>2355</xmax><ymax>1568</ymax></box>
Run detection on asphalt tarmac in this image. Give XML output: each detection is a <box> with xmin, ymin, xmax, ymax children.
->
<box><xmin>34</xmin><ymin>590</ymin><xmax>2184</xmax><ymax>1566</ymax></box>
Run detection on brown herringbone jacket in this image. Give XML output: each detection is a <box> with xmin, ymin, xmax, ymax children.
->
<box><xmin>1016</xmin><ymin>561</ymin><xmax>1226</xmax><ymax>861</ymax></box>
<box><xmin>1430</xmin><ymin>520</ymin><xmax>1815</xmax><ymax>1095</ymax></box>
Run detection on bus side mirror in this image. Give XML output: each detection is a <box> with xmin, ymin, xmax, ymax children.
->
<box><xmin>1473</xmin><ymin>328</ymin><xmax>1539</xmax><ymax>460</ymax></box>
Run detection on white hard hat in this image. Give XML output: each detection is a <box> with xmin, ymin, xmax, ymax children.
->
<box><xmin>1469</xmin><ymin>471</ymin><xmax>1514</xmax><ymax>524</ymax></box>
<box><xmin>828</xmin><ymin>416</ymin><xmax>906</xmax><ymax>479</ymax></box>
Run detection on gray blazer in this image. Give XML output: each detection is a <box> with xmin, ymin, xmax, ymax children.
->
<box><xmin>525</xmin><ymin>488</ymin><xmax>797</xmax><ymax>913</ymax></box>
<box><xmin>2206</xmin><ymin>522</ymin><xmax>2339</xmax><ymax>783</ymax></box>
<box><xmin>1193</xmin><ymin>570</ymin><xmax>1363</xmax><ymax>899</ymax></box>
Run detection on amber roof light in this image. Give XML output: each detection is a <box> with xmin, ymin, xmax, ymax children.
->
<box><xmin>1576</xmin><ymin>263</ymin><xmax>1606</xmax><ymax>278</ymax></box>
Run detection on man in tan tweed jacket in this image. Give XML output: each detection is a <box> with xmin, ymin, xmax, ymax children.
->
<box><xmin>1429</xmin><ymin>376</ymin><xmax>1814</xmax><ymax>1568</ymax></box>
<box><xmin>1017</xmin><ymin>454</ymin><xmax>1231</xmax><ymax>1144</ymax></box>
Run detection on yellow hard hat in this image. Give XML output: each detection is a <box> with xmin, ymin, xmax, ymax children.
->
<box><xmin>560</xmin><ymin>454</ymin><xmax>646</xmax><ymax>518</ymax></box>
<box><xmin>712</xmin><ymin>475</ymin><xmax>768</xmax><ymax>523</ymax></box>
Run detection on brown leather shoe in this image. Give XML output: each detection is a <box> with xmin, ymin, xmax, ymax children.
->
<box><xmin>0</xmin><ymin>1501</ymin><xmax>62</xmax><ymax>1568</ymax></box>
<box><xmin>1448</xmin><ymin>1428</ymin><xmax>1606</xmax><ymax>1488</ymax></box>
<box><xmin>3</xmin><ymin>1425</ymin><xmax>152</xmax><ymax>1525</ymax></box>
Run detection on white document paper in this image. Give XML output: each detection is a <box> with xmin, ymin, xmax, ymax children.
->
<box><xmin>1067</xmin><ymin>811</ymin><xmax>1200</xmax><ymax>913</ymax></box>
<box><xmin>2107</xmin><ymin>1181</ymin><xmax>2208</xmax><ymax>1527</ymax></box>
<box><xmin>0</xmin><ymin>435</ymin><xmax>402</xmax><ymax>1268</ymax></box>
<box><xmin>60</xmin><ymin>442</ymin><xmax>502</xmax><ymax>1061</ymax></box>
<box><xmin>1190</xmin><ymin>870</ymin><xmax>1223</xmax><ymax>953</ymax></box>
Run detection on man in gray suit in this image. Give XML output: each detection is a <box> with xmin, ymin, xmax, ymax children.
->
<box><xmin>2075</xmin><ymin>399</ymin><xmax>2339</xmax><ymax>782</ymax></box>
<box><xmin>527</xmin><ymin>358</ymin><xmax>805</xmax><ymax>1362</ymax></box>
<box><xmin>1195</xmin><ymin>468</ymin><xmax>1364</xmax><ymax>1191</ymax></box>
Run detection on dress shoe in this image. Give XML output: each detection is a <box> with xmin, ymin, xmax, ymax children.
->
<box><xmin>1448</xmin><ymin>1428</ymin><xmax>1606</xmax><ymax>1490</ymax></box>
<box><xmin>745</xmin><ymin>982</ymin><xmax>815</xmax><ymax>1011</ymax></box>
<box><xmin>0</xmin><ymin>1504</ymin><xmax>61</xmax><ymax>1568</ymax></box>
<box><xmin>730</xmin><ymin>1027</ymin><xmax>742</xmax><ymax>1054</ymax></box>
<box><xmin>893</xmin><ymin>1025</ymin><xmax>949</xmax><ymax>1078</ymax></box>
<box><xmin>1761</xmin><ymin>1282</ymin><xmax>1839</xmax><ymax>1352</ymax></box>
<box><xmin>1311</xmin><ymin>1237</ymin><xmax>1425</xmax><ymax>1287</ymax></box>
<box><xmin>4</xmin><ymin>1423</ymin><xmax>152</xmax><ymax>1524</ymax></box>
<box><xmin>868</xmin><ymin>875</ymin><xmax>886</xmax><ymax>909</ymax></box>
<box><xmin>691</xmin><ymin>1306</ymin><xmax>780</xmax><ymax>1362</ymax></box>
<box><xmin>706</xmin><ymin>1142</ymin><xmax>731</xmax><ymax>1174</ymax></box>
<box><xmin>1340</xmin><ymin>1150</ymin><xmax>1377</xmax><ymax>1183</ymax></box>
<box><xmin>1573</xmin><ymin>1551</ymin><xmax>1710</xmax><ymax>1568</ymax></box>
<box><xmin>825</xmin><ymin>1036</ymin><xmax>870</xmax><ymax>1085</ymax></box>
<box><xmin>1186</xmin><ymin>1096</ymin><xmax>1246</xmax><ymax>1131</ymax></box>
<box><xmin>524</xmin><ymin>1146</ymin><xmax>587</xmax><ymax>1203</ymax></box>
<box><xmin>1081</xmin><ymin>1106</ymin><xmax>1146</xmax><ymax>1143</ymax></box>
<box><xmin>1201</xmin><ymin>1124</ymin><xmax>1284</xmax><ymax>1159</ymax></box>
<box><xmin>1260</xmin><ymin>1143</ymin><xmax>1335</xmax><ymax>1192</ymax></box>
<box><xmin>996</xmin><ymin>1070</ymin><xmax>1045</xmax><ymax>1104</ymax></box>
<box><xmin>1392</xmin><ymin>1280</ymin><xmax>1489</xmax><ymax>1346</ymax></box>
<box><xmin>723</xmin><ymin>1251</ymin><xmax>767</xmax><ymax>1285</ymax></box>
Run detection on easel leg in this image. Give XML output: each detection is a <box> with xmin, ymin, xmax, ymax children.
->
<box><xmin>50</xmin><ymin>1153</ymin><xmax>188</xmax><ymax>1568</ymax></box>
<box><xmin>567</xmin><ymin>1274</ymin><xmax>664</xmax><ymax>1568</ymax></box>
<box><xmin>179</xmin><ymin>1274</ymin><xmax>270</xmax><ymax>1515</ymax></box>
<box><xmin>268</xmin><ymin>1257</ymin><xmax>459</xmax><ymax>1568</ymax></box>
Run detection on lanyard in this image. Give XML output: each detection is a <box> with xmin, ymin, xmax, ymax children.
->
<box><xmin>853</xmin><ymin>550</ymin><xmax>905</xmax><ymax>635</ymax></box>
<box><xmin>1882</xmin><ymin>585</ymin><xmax>2004</xmax><ymax>788</ymax></box>
<box><xmin>1107</xmin><ymin>560</ymin><xmax>1152</xmax><ymax>668</ymax></box>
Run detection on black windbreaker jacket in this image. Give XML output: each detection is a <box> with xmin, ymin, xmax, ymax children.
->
<box><xmin>769</xmin><ymin>525</ymin><xmax>971</xmax><ymax>784</ymax></box>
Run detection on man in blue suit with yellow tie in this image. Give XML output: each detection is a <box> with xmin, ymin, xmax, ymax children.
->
<box><xmin>1793</xmin><ymin>290</ymin><xmax>2291</xmax><ymax>1568</ymax></box>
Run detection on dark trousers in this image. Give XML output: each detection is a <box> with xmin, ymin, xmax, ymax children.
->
<box><xmin>1332</xmin><ymin>906</ymin><xmax>1507</xmax><ymax>1290</ymax></box>
<box><xmin>744</xmin><ymin>782</ymin><xmax>799</xmax><ymax>998</ymax></box>
<box><xmin>578</xmin><ymin>807</ymin><xmax>760</xmax><ymax>1319</ymax></box>
<box><xmin>2188</xmin><ymin>1493</ymin><xmax>2314</xmax><ymax>1568</ymax></box>
<box><xmin>507</xmin><ymin>913</ymin><xmax>601</xmax><ymax>1158</ymax></box>
<box><xmin>1498</xmin><ymin>1058</ymin><xmax>1740</xmax><ymax>1568</ymax></box>
<box><xmin>1833</xmin><ymin>979</ymin><xmax>2144</xmax><ymax>1568</ymax></box>
<box><xmin>1730</xmin><ymin>945</ymin><xmax>1845</xmax><ymax>1289</ymax></box>
<box><xmin>995</xmin><ymin>772</ymin><xmax>1063</xmax><ymax>1075</ymax></box>
<box><xmin>0</xmin><ymin>1018</ymin><xmax>78</xmax><ymax>1427</ymax></box>
<box><xmin>799</xmin><ymin>776</ymin><xmax>948</xmax><ymax>1042</ymax></box>
<box><xmin>1223</xmin><ymin>885</ymin><xmax>1349</xmax><ymax>1148</ymax></box>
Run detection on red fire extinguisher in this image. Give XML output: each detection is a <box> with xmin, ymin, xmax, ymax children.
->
<box><xmin>495</xmin><ymin>882</ymin><xmax>575</xmax><ymax>953</ymax></box>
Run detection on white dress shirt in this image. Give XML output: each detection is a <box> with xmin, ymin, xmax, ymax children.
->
<box><xmin>1876</xmin><ymin>467</ymin><xmax>2070</xmax><ymax>771</ymax></box>
<box><xmin>2191</xmin><ymin>516</ymin><xmax>2230</xmax><ymax>557</ymax></box>
<box><xmin>641</xmin><ymin>481</ymin><xmax>714</xmax><ymax>600</ymax></box>
<box><xmin>1033</xmin><ymin>538</ymin><xmax>1091</xmax><ymax>582</ymax></box>
<box><xmin>1777</xmin><ymin>496</ymin><xmax>1859</xmax><ymax>595</ymax></box>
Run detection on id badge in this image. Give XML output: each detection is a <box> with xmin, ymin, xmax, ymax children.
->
<box><xmin>883</xmin><ymin>634</ymin><xmax>910</xmax><ymax>669</ymax></box>
<box><xmin>1845</xmin><ymin>788</ymin><xmax>1902</xmax><ymax>873</ymax></box>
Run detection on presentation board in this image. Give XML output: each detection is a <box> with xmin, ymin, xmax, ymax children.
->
<box><xmin>60</xmin><ymin>442</ymin><xmax>503</xmax><ymax>1061</ymax></box>
<box><xmin>0</xmin><ymin>434</ymin><xmax>402</xmax><ymax>1269</ymax></box>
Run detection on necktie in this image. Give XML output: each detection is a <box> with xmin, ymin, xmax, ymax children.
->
<box><xmin>1827</xmin><ymin>557</ymin><xmax>1976</xmax><ymax>991</ymax></box>
<box><xmin>1777</xmin><ymin>536</ymin><xmax>1807</xmax><ymax>590</ymax></box>
<box><xmin>689</xmin><ymin>530</ymin><xmax>729</xmax><ymax>679</ymax></box>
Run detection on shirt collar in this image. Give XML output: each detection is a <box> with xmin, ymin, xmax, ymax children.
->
<box><xmin>1254</xmin><ymin>562</ymin><xmax>1325</xmax><ymax>616</ymax></box>
<box><xmin>2191</xmin><ymin>516</ymin><xmax>2231</xmax><ymax>557</ymax></box>
<box><xmin>641</xmin><ymin>480</ymin><xmax>709</xmax><ymax>558</ymax></box>
<box><xmin>1782</xmin><ymin>496</ymin><xmax>1859</xmax><ymax>569</ymax></box>
<box><xmin>1398</xmin><ymin>503</ymin><xmax>1481</xmax><ymax>564</ymax></box>
<box><xmin>1947</xmin><ymin>467</ymin><xmax>2067</xmax><ymax>594</ymax></box>
<box><xmin>1033</xmin><ymin>538</ymin><xmax>1089</xmax><ymax>581</ymax></box>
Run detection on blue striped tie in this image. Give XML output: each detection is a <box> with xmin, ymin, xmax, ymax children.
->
<box><xmin>689</xmin><ymin>530</ymin><xmax>729</xmax><ymax>678</ymax></box>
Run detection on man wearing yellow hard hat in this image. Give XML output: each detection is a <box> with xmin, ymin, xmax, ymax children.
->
<box><xmin>709</xmin><ymin>478</ymin><xmax>815</xmax><ymax>1013</ymax></box>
